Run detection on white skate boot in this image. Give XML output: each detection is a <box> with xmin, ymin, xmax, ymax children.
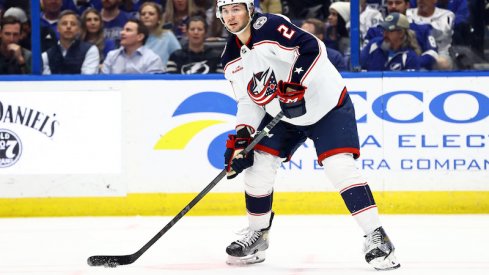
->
<box><xmin>226</xmin><ymin>213</ymin><xmax>274</xmax><ymax>265</ymax></box>
<box><xmin>364</xmin><ymin>227</ymin><xmax>401</xmax><ymax>270</ymax></box>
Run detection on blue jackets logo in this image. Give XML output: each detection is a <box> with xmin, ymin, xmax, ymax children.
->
<box><xmin>246</xmin><ymin>68</ymin><xmax>278</xmax><ymax>106</ymax></box>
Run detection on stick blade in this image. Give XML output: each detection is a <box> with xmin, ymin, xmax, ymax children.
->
<box><xmin>87</xmin><ymin>255</ymin><xmax>134</xmax><ymax>267</ymax></box>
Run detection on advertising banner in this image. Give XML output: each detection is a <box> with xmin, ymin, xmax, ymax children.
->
<box><xmin>1</xmin><ymin>76</ymin><xmax>487</xmax><ymax>198</ymax></box>
<box><xmin>348</xmin><ymin>77</ymin><xmax>489</xmax><ymax>190</ymax></box>
<box><xmin>0</xmin><ymin>81</ymin><xmax>123</xmax><ymax>197</ymax></box>
<box><xmin>126</xmin><ymin>77</ymin><xmax>489</xmax><ymax>193</ymax></box>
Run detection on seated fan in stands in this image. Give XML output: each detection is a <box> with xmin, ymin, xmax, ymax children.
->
<box><xmin>166</xmin><ymin>15</ymin><xmax>223</xmax><ymax>74</ymax></box>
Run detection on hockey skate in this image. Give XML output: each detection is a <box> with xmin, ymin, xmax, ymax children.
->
<box><xmin>364</xmin><ymin>227</ymin><xmax>401</xmax><ymax>270</ymax></box>
<box><xmin>226</xmin><ymin>213</ymin><xmax>274</xmax><ymax>265</ymax></box>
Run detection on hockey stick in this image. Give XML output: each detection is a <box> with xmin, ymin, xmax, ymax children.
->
<box><xmin>87</xmin><ymin>111</ymin><xmax>284</xmax><ymax>267</ymax></box>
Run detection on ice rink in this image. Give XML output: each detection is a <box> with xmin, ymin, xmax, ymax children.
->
<box><xmin>1</xmin><ymin>215</ymin><xmax>488</xmax><ymax>275</ymax></box>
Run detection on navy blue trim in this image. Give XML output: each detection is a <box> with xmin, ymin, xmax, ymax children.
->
<box><xmin>341</xmin><ymin>184</ymin><xmax>376</xmax><ymax>214</ymax></box>
<box><xmin>245</xmin><ymin>192</ymin><xmax>273</xmax><ymax>215</ymax></box>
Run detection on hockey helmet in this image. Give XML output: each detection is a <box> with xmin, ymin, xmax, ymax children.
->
<box><xmin>215</xmin><ymin>0</ymin><xmax>254</xmax><ymax>20</ymax></box>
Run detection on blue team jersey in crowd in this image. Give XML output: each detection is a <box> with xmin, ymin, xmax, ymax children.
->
<box><xmin>365</xmin><ymin>23</ymin><xmax>438</xmax><ymax>70</ymax></box>
<box><xmin>360</xmin><ymin>36</ymin><xmax>420</xmax><ymax>71</ymax></box>
<box><xmin>103</xmin><ymin>10</ymin><xmax>132</xmax><ymax>44</ymax></box>
<box><xmin>409</xmin><ymin>0</ymin><xmax>469</xmax><ymax>25</ymax></box>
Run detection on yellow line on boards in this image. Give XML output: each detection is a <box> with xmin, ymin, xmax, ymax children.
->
<box><xmin>1</xmin><ymin>191</ymin><xmax>488</xmax><ymax>217</ymax></box>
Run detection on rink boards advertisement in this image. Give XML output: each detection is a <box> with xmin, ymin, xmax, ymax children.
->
<box><xmin>0</xmin><ymin>81</ymin><xmax>124</xmax><ymax>197</ymax></box>
<box><xmin>0</xmin><ymin>74</ymin><xmax>488</xmax><ymax>215</ymax></box>
<box><xmin>127</xmin><ymin>76</ymin><xmax>489</xmax><ymax>193</ymax></box>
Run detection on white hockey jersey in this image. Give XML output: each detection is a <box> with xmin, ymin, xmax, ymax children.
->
<box><xmin>360</xmin><ymin>5</ymin><xmax>383</xmax><ymax>44</ymax></box>
<box><xmin>221</xmin><ymin>13</ymin><xmax>346</xmax><ymax>132</ymax></box>
<box><xmin>406</xmin><ymin>7</ymin><xmax>455</xmax><ymax>57</ymax></box>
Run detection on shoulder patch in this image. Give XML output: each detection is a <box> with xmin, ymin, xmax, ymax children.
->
<box><xmin>253</xmin><ymin>16</ymin><xmax>268</xmax><ymax>30</ymax></box>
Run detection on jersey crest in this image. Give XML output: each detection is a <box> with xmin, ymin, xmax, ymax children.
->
<box><xmin>246</xmin><ymin>68</ymin><xmax>278</xmax><ymax>106</ymax></box>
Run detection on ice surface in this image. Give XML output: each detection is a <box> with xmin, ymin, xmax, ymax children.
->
<box><xmin>0</xmin><ymin>215</ymin><xmax>488</xmax><ymax>274</ymax></box>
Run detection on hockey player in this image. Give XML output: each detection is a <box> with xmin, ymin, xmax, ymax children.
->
<box><xmin>217</xmin><ymin>0</ymin><xmax>400</xmax><ymax>271</ymax></box>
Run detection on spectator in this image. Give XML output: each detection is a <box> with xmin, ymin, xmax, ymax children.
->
<box><xmin>409</xmin><ymin>0</ymin><xmax>470</xmax><ymax>46</ymax></box>
<box><xmin>361</xmin><ymin>12</ymin><xmax>421</xmax><ymax>71</ymax></box>
<box><xmin>281</xmin><ymin>0</ymin><xmax>331</xmax><ymax>24</ymax></box>
<box><xmin>360</xmin><ymin>0</ymin><xmax>383</xmax><ymax>44</ymax></box>
<box><xmin>101</xmin><ymin>0</ymin><xmax>132</xmax><ymax>46</ymax></box>
<box><xmin>0</xmin><ymin>16</ymin><xmax>31</xmax><ymax>74</ymax></box>
<box><xmin>40</xmin><ymin>26</ymin><xmax>59</xmax><ymax>52</ymax></box>
<box><xmin>300</xmin><ymin>18</ymin><xmax>349</xmax><ymax>71</ymax></box>
<box><xmin>25</xmin><ymin>0</ymin><xmax>60</xmax><ymax>52</ymax></box>
<box><xmin>139</xmin><ymin>1</ymin><xmax>181</xmax><ymax>67</ymax></box>
<box><xmin>81</xmin><ymin>7</ymin><xmax>116</xmax><ymax>63</ymax></box>
<box><xmin>260</xmin><ymin>0</ymin><xmax>282</xmax><ymax>13</ymax></box>
<box><xmin>41</xmin><ymin>0</ymin><xmax>63</xmax><ymax>38</ymax></box>
<box><xmin>17</xmin><ymin>1</ymin><xmax>59</xmax><ymax>52</ymax></box>
<box><xmin>205</xmin><ymin>1</ymin><xmax>228</xmax><ymax>40</ymax></box>
<box><xmin>102</xmin><ymin>18</ymin><xmax>164</xmax><ymax>73</ymax></box>
<box><xmin>364</xmin><ymin>0</ymin><xmax>439</xmax><ymax>70</ymax></box>
<box><xmin>407</xmin><ymin>0</ymin><xmax>455</xmax><ymax>69</ymax></box>
<box><xmin>163</xmin><ymin>0</ymin><xmax>204</xmax><ymax>41</ymax></box>
<box><xmin>324</xmin><ymin>1</ymin><xmax>351</xmax><ymax>56</ymax></box>
<box><xmin>166</xmin><ymin>15</ymin><xmax>222</xmax><ymax>74</ymax></box>
<box><xmin>3</xmin><ymin>7</ymin><xmax>31</xmax><ymax>49</ymax></box>
<box><xmin>42</xmin><ymin>10</ymin><xmax>100</xmax><ymax>74</ymax></box>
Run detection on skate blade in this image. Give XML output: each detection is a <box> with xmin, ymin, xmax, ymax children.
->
<box><xmin>226</xmin><ymin>251</ymin><xmax>266</xmax><ymax>265</ymax></box>
<box><xmin>369</xmin><ymin>253</ymin><xmax>401</xmax><ymax>271</ymax></box>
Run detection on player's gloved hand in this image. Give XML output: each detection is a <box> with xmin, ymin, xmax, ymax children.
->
<box><xmin>276</xmin><ymin>81</ymin><xmax>307</xmax><ymax>119</ymax></box>
<box><xmin>224</xmin><ymin>128</ymin><xmax>254</xmax><ymax>179</ymax></box>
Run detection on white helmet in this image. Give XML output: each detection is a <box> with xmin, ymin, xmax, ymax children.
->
<box><xmin>215</xmin><ymin>0</ymin><xmax>254</xmax><ymax>20</ymax></box>
<box><xmin>215</xmin><ymin>0</ymin><xmax>254</xmax><ymax>35</ymax></box>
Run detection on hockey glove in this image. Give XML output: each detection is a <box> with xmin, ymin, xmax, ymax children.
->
<box><xmin>276</xmin><ymin>81</ymin><xmax>307</xmax><ymax>119</ymax></box>
<box><xmin>224</xmin><ymin>129</ymin><xmax>254</xmax><ymax>179</ymax></box>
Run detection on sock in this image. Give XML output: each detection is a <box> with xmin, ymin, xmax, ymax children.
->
<box><xmin>340</xmin><ymin>182</ymin><xmax>381</xmax><ymax>234</ymax></box>
<box><xmin>245</xmin><ymin>191</ymin><xmax>273</xmax><ymax>230</ymax></box>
